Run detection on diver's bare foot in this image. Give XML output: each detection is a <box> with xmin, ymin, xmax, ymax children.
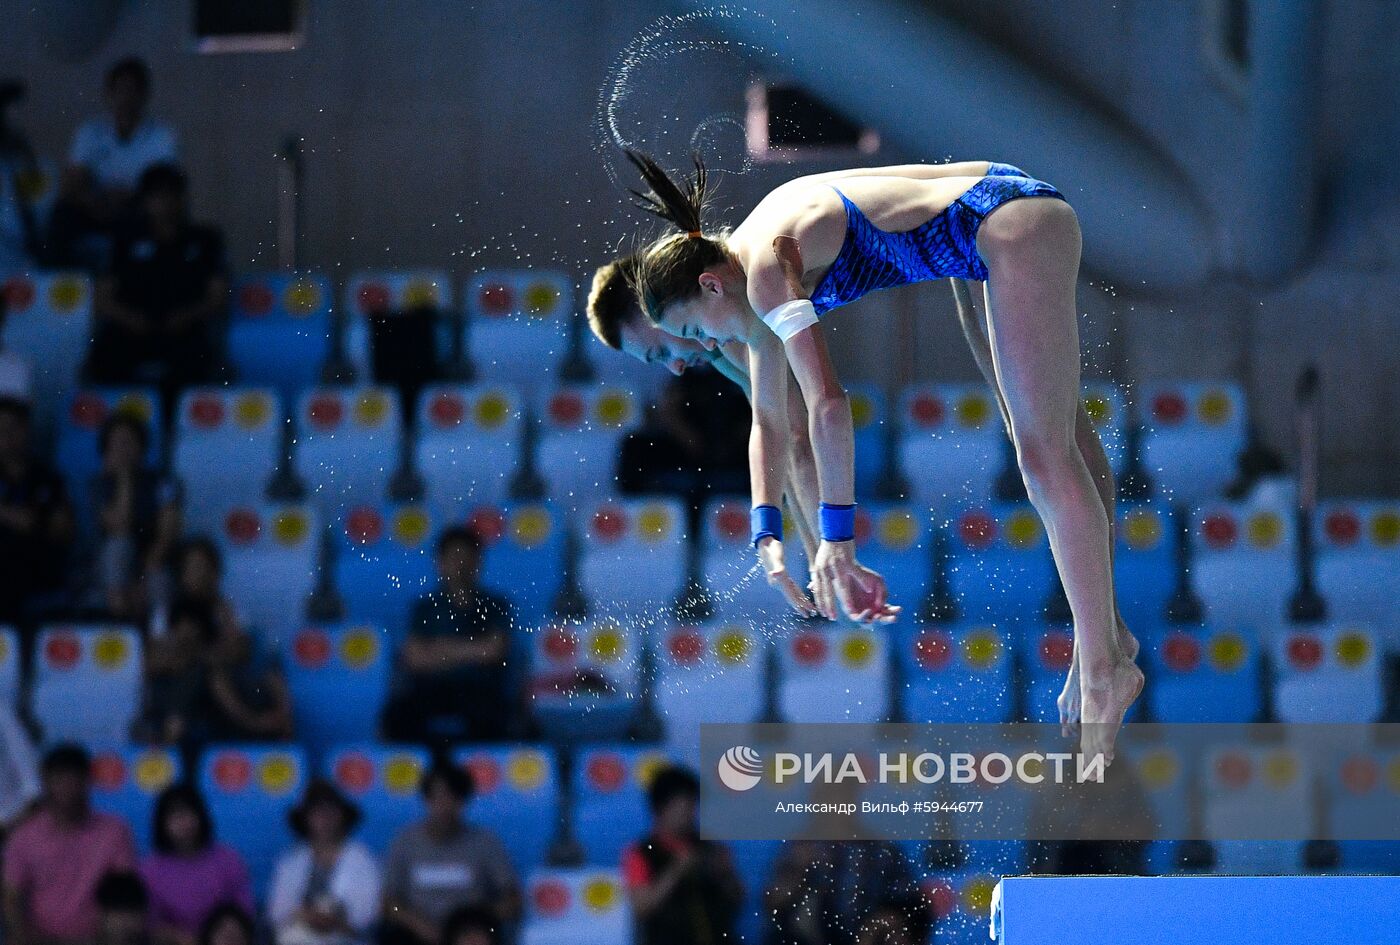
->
<box><xmin>1079</xmin><ymin>658</ymin><xmax>1145</xmax><ymax>774</ymax></box>
<box><xmin>1058</xmin><ymin>617</ymin><xmax>1139</xmax><ymax>736</ymax></box>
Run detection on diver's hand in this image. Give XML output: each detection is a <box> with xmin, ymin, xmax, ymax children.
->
<box><xmin>811</xmin><ymin>540</ymin><xmax>901</xmax><ymax>624</ymax></box>
<box><xmin>757</xmin><ymin>536</ymin><xmax>819</xmax><ymax>618</ymax></box>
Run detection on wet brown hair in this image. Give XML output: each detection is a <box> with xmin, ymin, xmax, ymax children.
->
<box><xmin>623</xmin><ymin>149</ymin><xmax>729</xmax><ymax>325</ymax></box>
<box><xmin>585</xmin><ymin>254</ymin><xmax>642</xmax><ymax>350</ymax></box>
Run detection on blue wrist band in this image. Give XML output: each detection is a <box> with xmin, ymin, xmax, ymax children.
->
<box><xmin>751</xmin><ymin>505</ymin><xmax>783</xmax><ymax>547</ymax></box>
<box><xmin>820</xmin><ymin>502</ymin><xmax>856</xmax><ymax>542</ymax></box>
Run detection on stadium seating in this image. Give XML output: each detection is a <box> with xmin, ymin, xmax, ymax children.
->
<box><xmin>414</xmin><ymin>384</ymin><xmax>524</xmax><ymax>518</ymax></box>
<box><xmin>1147</xmin><ymin>625</ymin><xmax>1263</xmax><ymax>722</ymax></box>
<box><xmin>1112</xmin><ymin>501</ymin><xmax>1175</xmax><ymax>629</ymax></box>
<box><xmin>456</xmin><ymin>744</ymin><xmax>560</xmax><ymax>876</ymax></box>
<box><xmin>1140</xmin><ymin>382</ymin><xmax>1248</xmax><ymax>503</ymax></box>
<box><xmin>463</xmin><ymin>502</ymin><xmax>565</xmax><ymax>625</ymax></box>
<box><xmin>283</xmin><ymin>625</ymin><xmax>392</xmax><ymax>754</ymax></box>
<box><xmin>529</xmin><ymin>618</ymin><xmax>641</xmax><ymax>741</ymax></box>
<box><xmin>577</xmin><ymin>497</ymin><xmax>688</xmax><ymax>614</ymax></box>
<box><xmin>465</xmin><ymin>270</ymin><xmax>572</xmax><ymax>405</ymax></box>
<box><xmin>332</xmin><ymin>502</ymin><xmax>437</xmax><ymax>643</ymax></box>
<box><xmin>923</xmin><ymin>870</ymin><xmax>999</xmax><ymax>945</ymax></box>
<box><xmin>1201</xmin><ymin>744</ymin><xmax>1310</xmax><ymax>873</ymax></box>
<box><xmin>1313</xmin><ymin>500</ymin><xmax>1400</xmax><ymax>651</ymax></box>
<box><xmin>1270</xmin><ymin>622</ymin><xmax>1384</xmax><ymax>723</ymax></box>
<box><xmin>520</xmin><ymin>868</ymin><xmax>631</xmax><ymax>945</ymax></box>
<box><xmin>699</xmin><ymin>497</ymin><xmax>807</xmax><ymax>623</ymax></box>
<box><xmin>293</xmin><ymin>386</ymin><xmax>402</xmax><ymax>517</ymax></box>
<box><xmin>0</xmin><ymin>272</ymin><xmax>92</xmax><ymax>425</ymax></box>
<box><xmin>896</xmin><ymin>622</ymin><xmax>1013</xmax><ymax>723</ymax></box>
<box><xmin>846</xmin><ymin>382</ymin><xmax>888</xmax><ymax>498</ymax></box>
<box><xmin>777</xmin><ymin>626</ymin><xmax>891</xmax><ymax>723</ymax></box>
<box><xmin>536</xmin><ymin>385</ymin><xmax>637</xmax><ymax>510</ymax></box>
<box><xmin>215</xmin><ymin>503</ymin><xmax>319</xmax><ymax>642</ymax></box>
<box><xmin>199</xmin><ymin>744</ymin><xmax>306</xmax><ymax>897</ymax></box>
<box><xmin>853</xmin><ymin>503</ymin><xmax>934</xmax><ymax>612</ymax></box>
<box><xmin>53</xmin><ymin>388</ymin><xmax>163</xmax><ymax>535</ymax></box>
<box><xmin>946</xmin><ymin>503</ymin><xmax>1057</xmax><ymax>626</ymax></box>
<box><xmin>570</xmin><ymin>745</ymin><xmax>675</xmax><ymax>866</ymax></box>
<box><xmin>90</xmin><ymin>745</ymin><xmax>181</xmax><ymax>853</ymax></box>
<box><xmin>173</xmin><ymin>387</ymin><xmax>282</xmax><ymax>534</ymax></box>
<box><xmin>30</xmin><ymin>625</ymin><xmax>142</xmax><ymax>744</ymax></box>
<box><xmin>654</xmin><ymin>622</ymin><xmax>767</xmax><ymax>756</ymax></box>
<box><xmin>344</xmin><ymin>270</ymin><xmax>454</xmax><ymax>376</ymax></box>
<box><xmin>1082</xmin><ymin>382</ymin><xmax>1128</xmax><ymax>474</ymax></box>
<box><xmin>1326</xmin><ymin>749</ymin><xmax>1400</xmax><ymax>872</ymax></box>
<box><xmin>898</xmin><ymin>383</ymin><xmax>1002</xmax><ymax>512</ymax></box>
<box><xmin>1189</xmin><ymin>500</ymin><xmax>1295</xmax><ymax>640</ymax></box>
<box><xmin>1018</xmin><ymin>624</ymin><xmax>1073</xmax><ymax>724</ymax></box>
<box><xmin>228</xmin><ymin>273</ymin><xmax>333</xmax><ymax>401</ymax></box>
<box><xmin>324</xmin><ymin>743</ymin><xmax>428</xmax><ymax>855</ymax></box>
<box><xmin>0</xmin><ymin>626</ymin><xmax>20</xmax><ymax>706</ymax></box>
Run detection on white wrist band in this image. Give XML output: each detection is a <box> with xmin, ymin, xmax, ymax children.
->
<box><xmin>761</xmin><ymin>298</ymin><xmax>819</xmax><ymax>343</ymax></box>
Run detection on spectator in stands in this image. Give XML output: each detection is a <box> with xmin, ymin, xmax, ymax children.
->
<box><xmin>382</xmin><ymin>761</ymin><xmax>520</xmax><ymax>945</ymax></box>
<box><xmin>439</xmin><ymin>906</ymin><xmax>502</xmax><ymax>945</ymax></box>
<box><xmin>139</xmin><ymin>601</ymin><xmax>213</xmax><ymax>748</ymax></box>
<box><xmin>763</xmin><ymin>840</ymin><xmax>920</xmax><ymax>945</ymax></box>
<box><xmin>3</xmin><ymin>744</ymin><xmax>137</xmax><ymax>945</ymax></box>
<box><xmin>87</xmin><ymin>411</ymin><xmax>180</xmax><ymax>620</ymax></box>
<box><xmin>203</xmin><ymin>626</ymin><xmax>294</xmax><ymax>743</ymax></box>
<box><xmin>139</xmin><ymin>784</ymin><xmax>253</xmax><ymax>945</ymax></box>
<box><xmin>49</xmin><ymin>57</ymin><xmax>177</xmax><ymax>268</ymax></box>
<box><xmin>268</xmin><ymin>779</ymin><xmax>381</xmax><ymax>945</ymax></box>
<box><xmin>197</xmin><ymin>905</ymin><xmax>255</xmax><ymax>945</ymax></box>
<box><xmin>0</xmin><ymin>396</ymin><xmax>74</xmax><ymax>623</ymax></box>
<box><xmin>95</xmin><ymin>871</ymin><xmax>152</xmax><ymax>945</ymax></box>
<box><xmin>86</xmin><ymin>163</ymin><xmax>227</xmax><ymax>410</ymax></box>
<box><xmin>383</xmin><ymin>527</ymin><xmax>516</xmax><ymax>744</ymax></box>
<box><xmin>622</xmin><ymin>765</ymin><xmax>742</xmax><ymax>945</ymax></box>
<box><xmin>149</xmin><ymin>537</ymin><xmax>243</xmax><ymax>650</ymax></box>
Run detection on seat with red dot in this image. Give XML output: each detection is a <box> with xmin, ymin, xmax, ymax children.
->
<box><xmin>173</xmin><ymin>387</ymin><xmax>283</xmax><ymax>534</ymax></box>
<box><xmin>577</xmin><ymin>497</ymin><xmax>688</xmax><ymax>613</ymax></box>
<box><xmin>228</xmin><ymin>273</ymin><xmax>333</xmax><ymax>401</ymax></box>
<box><xmin>1190</xmin><ymin>501</ymin><xmax>1296</xmax><ymax>640</ymax></box>
<box><xmin>1015</xmin><ymin>623</ymin><xmax>1142</xmax><ymax>725</ymax></box>
<box><xmin>776</xmin><ymin>626</ymin><xmax>890</xmax><ymax>723</ymax></box>
<box><xmin>461</xmin><ymin>502</ymin><xmax>565</xmax><ymax>626</ymax></box>
<box><xmin>343</xmin><ymin>271</ymin><xmax>454</xmax><ymax>376</ymax></box>
<box><xmin>283</xmin><ymin>625</ymin><xmax>391</xmax><ymax>754</ymax></box>
<box><xmin>54</xmin><ymin>388</ymin><xmax>163</xmax><ymax>536</ymax></box>
<box><xmin>897</xmin><ymin>383</ymin><xmax>1002</xmax><ymax>512</ymax></box>
<box><xmin>569</xmin><ymin>746</ymin><xmax>677</xmax><ymax>867</ymax></box>
<box><xmin>852</xmin><ymin>502</ymin><xmax>934</xmax><ymax>613</ymax></box>
<box><xmin>537</xmin><ymin>384</ymin><xmax>637</xmax><ymax>512</ymax></box>
<box><xmin>698</xmin><ymin>497</ymin><xmax>809</xmax><ymax>623</ymax></box>
<box><xmin>1147</xmin><ymin>626</ymin><xmax>1263</xmax><ymax>722</ymax></box>
<box><xmin>323</xmin><ymin>743</ymin><xmax>429</xmax><ymax>855</ymax></box>
<box><xmin>1313</xmin><ymin>501</ymin><xmax>1400</xmax><ymax>652</ymax></box>
<box><xmin>414</xmin><ymin>384</ymin><xmax>525</xmax><ymax>519</ymax></box>
<box><xmin>654</xmin><ymin>622</ymin><xmax>767</xmax><ymax>759</ymax></box>
<box><xmin>529</xmin><ymin>618</ymin><xmax>641</xmax><ymax>742</ymax></box>
<box><xmin>896</xmin><ymin>622</ymin><xmax>1013</xmax><ymax>723</ymax></box>
<box><xmin>89</xmin><ymin>745</ymin><xmax>181</xmax><ymax>853</ymax></box>
<box><xmin>454</xmin><ymin>744</ymin><xmax>560</xmax><ymax>876</ymax></box>
<box><xmin>923</xmin><ymin>871</ymin><xmax>1000</xmax><ymax>945</ymax></box>
<box><xmin>332</xmin><ymin>503</ymin><xmax>437</xmax><ymax>644</ymax></box>
<box><xmin>293</xmin><ymin>387</ymin><xmax>403</xmax><ymax>517</ymax></box>
<box><xmin>198</xmin><ymin>744</ymin><xmax>306</xmax><ymax>898</ymax></box>
<box><xmin>946</xmin><ymin>503</ymin><xmax>1057</xmax><ymax>626</ymax></box>
<box><xmin>1326</xmin><ymin>750</ymin><xmax>1400</xmax><ymax>873</ymax></box>
<box><xmin>465</xmin><ymin>271</ymin><xmax>573</xmax><ymax>407</ymax></box>
<box><xmin>1202</xmin><ymin>745</ymin><xmax>1311</xmax><ymax>873</ymax></box>
<box><xmin>30</xmin><ymin>625</ymin><xmax>142</xmax><ymax>744</ymax></box>
<box><xmin>216</xmin><ymin>503</ymin><xmax>319</xmax><ymax>642</ymax></box>
<box><xmin>520</xmin><ymin>867</ymin><xmax>631</xmax><ymax>945</ymax></box>
<box><xmin>1271</xmin><ymin>623</ymin><xmax>1383</xmax><ymax>723</ymax></box>
<box><xmin>1140</xmin><ymin>382</ymin><xmax>1248</xmax><ymax>503</ymax></box>
<box><xmin>0</xmin><ymin>272</ymin><xmax>93</xmax><ymax>427</ymax></box>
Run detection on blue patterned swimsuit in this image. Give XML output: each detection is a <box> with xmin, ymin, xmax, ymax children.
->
<box><xmin>808</xmin><ymin>162</ymin><xmax>1066</xmax><ymax>315</ymax></box>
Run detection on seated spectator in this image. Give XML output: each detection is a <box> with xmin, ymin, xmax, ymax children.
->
<box><xmin>138</xmin><ymin>602</ymin><xmax>213</xmax><ymax>748</ymax></box>
<box><xmin>203</xmin><ymin>627</ymin><xmax>294</xmax><ymax>743</ymax></box>
<box><xmin>0</xmin><ymin>396</ymin><xmax>74</xmax><ymax>623</ymax></box>
<box><xmin>149</xmin><ymin>537</ymin><xmax>243</xmax><ymax>650</ymax></box>
<box><xmin>763</xmin><ymin>839</ymin><xmax>920</xmax><ymax>945</ymax></box>
<box><xmin>49</xmin><ymin>57</ymin><xmax>177</xmax><ymax>268</ymax></box>
<box><xmin>382</xmin><ymin>527</ymin><xmax>516</xmax><ymax>744</ymax></box>
<box><xmin>197</xmin><ymin>905</ymin><xmax>255</xmax><ymax>945</ymax></box>
<box><xmin>621</xmin><ymin>765</ymin><xmax>742</xmax><ymax>945</ymax></box>
<box><xmin>2</xmin><ymin>744</ymin><xmax>136</xmax><ymax>945</ymax></box>
<box><xmin>267</xmin><ymin>780</ymin><xmax>380</xmax><ymax>945</ymax></box>
<box><xmin>86</xmin><ymin>163</ymin><xmax>227</xmax><ymax>410</ymax></box>
<box><xmin>95</xmin><ymin>872</ymin><xmax>152</xmax><ymax>945</ymax></box>
<box><xmin>439</xmin><ymin>906</ymin><xmax>501</xmax><ymax>945</ymax></box>
<box><xmin>86</xmin><ymin>411</ymin><xmax>180</xmax><ymax>620</ymax></box>
<box><xmin>139</xmin><ymin>784</ymin><xmax>253</xmax><ymax>945</ymax></box>
<box><xmin>382</xmin><ymin>762</ymin><xmax>520</xmax><ymax>945</ymax></box>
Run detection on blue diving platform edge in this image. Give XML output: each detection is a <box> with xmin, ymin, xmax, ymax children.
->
<box><xmin>991</xmin><ymin>875</ymin><xmax>1400</xmax><ymax>945</ymax></box>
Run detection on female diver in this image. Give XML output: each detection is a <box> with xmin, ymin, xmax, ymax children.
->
<box><xmin>622</xmin><ymin>153</ymin><xmax>1143</xmax><ymax>758</ymax></box>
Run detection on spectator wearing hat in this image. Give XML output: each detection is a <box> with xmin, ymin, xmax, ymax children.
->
<box><xmin>138</xmin><ymin>784</ymin><xmax>253</xmax><ymax>945</ymax></box>
<box><xmin>382</xmin><ymin>762</ymin><xmax>519</xmax><ymax>945</ymax></box>
<box><xmin>267</xmin><ymin>780</ymin><xmax>380</xmax><ymax>945</ymax></box>
<box><xmin>3</xmin><ymin>744</ymin><xmax>137</xmax><ymax>945</ymax></box>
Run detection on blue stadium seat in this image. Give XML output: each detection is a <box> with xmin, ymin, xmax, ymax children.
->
<box><xmin>283</xmin><ymin>625</ymin><xmax>391</xmax><ymax>754</ymax></box>
<box><xmin>465</xmin><ymin>270</ymin><xmax>572</xmax><ymax>407</ymax></box>
<box><xmin>1190</xmin><ymin>501</ymin><xmax>1295</xmax><ymax>640</ymax></box>
<box><xmin>1018</xmin><ymin>624</ymin><xmax>1073</xmax><ymax>724</ymax></box>
<box><xmin>293</xmin><ymin>387</ymin><xmax>402</xmax><ymax>517</ymax></box>
<box><xmin>776</xmin><ymin>626</ymin><xmax>890</xmax><ymax>723</ymax></box>
<box><xmin>1140</xmin><ymin>382</ymin><xmax>1247</xmax><ymax>503</ymax></box>
<box><xmin>846</xmin><ymin>383</ymin><xmax>887</xmax><ymax>499</ymax></box>
<box><xmin>30</xmin><ymin>625</ymin><xmax>142</xmax><ymax>744</ymax></box>
<box><xmin>570</xmin><ymin>746</ymin><xmax>676</xmax><ymax>867</ymax></box>
<box><xmin>578</xmin><ymin>497</ymin><xmax>687</xmax><ymax>614</ymax></box>
<box><xmin>199</xmin><ymin>745</ymin><xmax>306</xmax><ymax>898</ymax></box>
<box><xmin>1147</xmin><ymin>626</ymin><xmax>1263</xmax><ymax>722</ymax></box>
<box><xmin>896</xmin><ymin>622</ymin><xmax>1013</xmax><ymax>723</ymax></box>
<box><xmin>537</xmin><ymin>385</ymin><xmax>637</xmax><ymax>511</ymax></box>
<box><xmin>854</xmin><ymin>503</ymin><xmax>933</xmax><ymax>613</ymax></box>
<box><xmin>216</xmin><ymin>503</ymin><xmax>319</xmax><ymax>642</ymax></box>
<box><xmin>343</xmin><ymin>270</ymin><xmax>453</xmax><ymax>376</ymax></box>
<box><xmin>520</xmin><ymin>868</ymin><xmax>631</xmax><ymax>945</ymax></box>
<box><xmin>654</xmin><ymin>622</ymin><xmax>766</xmax><ymax>757</ymax></box>
<box><xmin>173</xmin><ymin>388</ymin><xmax>282</xmax><ymax>535</ymax></box>
<box><xmin>464</xmin><ymin>502</ymin><xmax>565</xmax><ymax>626</ymax></box>
<box><xmin>90</xmin><ymin>746</ymin><xmax>181</xmax><ymax>854</ymax></box>
<box><xmin>699</xmin><ymin>498</ymin><xmax>807</xmax><ymax>624</ymax></box>
<box><xmin>332</xmin><ymin>503</ymin><xmax>436</xmax><ymax>644</ymax></box>
<box><xmin>947</xmin><ymin>503</ymin><xmax>1057</xmax><ymax>626</ymax></box>
<box><xmin>0</xmin><ymin>272</ymin><xmax>92</xmax><ymax>426</ymax></box>
<box><xmin>1201</xmin><ymin>745</ymin><xmax>1310</xmax><ymax>873</ymax></box>
<box><xmin>0</xmin><ymin>626</ymin><xmax>20</xmax><ymax>706</ymax></box>
<box><xmin>1271</xmin><ymin>623</ymin><xmax>1384</xmax><ymax>723</ymax></box>
<box><xmin>414</xmin><ymin>384</ymin><xmax>524</xmax><ymax>519</ymax></box>
<box><xmin>456</xmin><ymin>744</ymin><xmax>560</xmax><ymax>876</ymax></box>
<box><xmin>897</xmin><ymin>383</ymin><xmax>1001</xmax><ymax>512</ymax></box>
<box><xmin>1082</xmin><ymin>382</ymin><xmax>1129</xmax><ymax>474</ymax></box>
<box><xmin>1326</xmin><ymin>749</ymin><xmax>1400</xmax><ymax>873</ymax></box>
<box><xmin>1314</xmin><ymin>501</ymin><xmax>1400</xmax><ymax>652</ymax></box>
<box><xmin>529</xmin><ymin>619</ymin><xmax>640</xmax><ymax>741</ymax></box>
<box><xmin>228</xmin><ymin>273</ymin><xmax>332</xmax><ymax>401</ymax></box>
<box><xmin>923</xmin><ymin>871</ymin><xmax>1000</xmax><ymax>945</ymax></box>
<box><xmin>53</xmin><ymin>388</ymin><xmax>162</xmax><ymax>536</ymax></box>
<box><xmin>1113</xmin><ymin>502</ymin><xmax>1175</xmax><ymax>630</ymax></box>
<box><xmin>324</xmin><ymin>744</ymin><xmax>428</xmax><ymax>856</ymax></box>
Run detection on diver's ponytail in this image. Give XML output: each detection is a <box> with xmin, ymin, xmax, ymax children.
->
<box><xmin>625</xmin><ymin>149</ymin><xmax>710</xmax><ymax>237</ymax></box>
